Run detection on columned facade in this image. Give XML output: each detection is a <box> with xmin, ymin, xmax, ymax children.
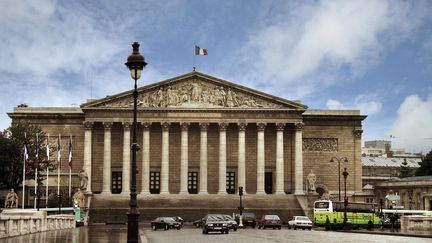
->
<box><xmin>101</xmin><ymin>122</ymin><xmax>112</xmax><ymax>195</ymax></box>
<box><xmin>121</xmin><ymin>122</ymin><xmax>131</xmax><ymax>195</ymax></box>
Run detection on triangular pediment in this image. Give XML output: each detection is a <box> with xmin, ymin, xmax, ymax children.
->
<box><xmin>81</xmin><ymin>71</ymin><xmax>307</xmax><ymax>110</ymax></box>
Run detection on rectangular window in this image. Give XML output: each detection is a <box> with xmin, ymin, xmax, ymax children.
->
<box><xmin>111</xmin><ymin>172</ymin><xmax>122</xmax><ymax>194</ymax></box>
<box><xmin>188</xmin><ymin>171</ymin><xmax>198</xmax><ymax>194</ymax></box>
<box><xmin>150</xmin><ymin>171</ymin><xmax>160</xmax><ymax>194</ymax></box>
<box><xmin>226</xmin><ymin>172</ymin><xmax>236</xmax><ymax>194</ymax></box>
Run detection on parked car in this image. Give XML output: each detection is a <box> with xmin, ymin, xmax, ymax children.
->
<box><xmin>235</xmin><ymin>212</ymin><xmax>257</xmax><ymax>228</ymax></box>
<box><xmin>151</xmin><ymin>217</ymin><xmax>182</xmax><ymax>230</ymax></box>
<box><xmin>288</xmin><ymin>216</ymin><xmax>313</xmax><ymax>230</ymax></box>
<box><xmin>223</xmin><ymin>215</ymin><xmax>238</xmax><ymax>231</ymax></box>
<box><xmin>202</xmin><ymin>214</ymin><xmax>230</xmax><ymax>234</ymax></box>
<box><xmin>171</xmin><ymin>216</ymin><xmax>184</xmax><ymax>226</ymax></box>
<box><xmin>258</xmin><ymin>215</ymin><xmax>282</xmax><ymax>230</ymax></box>
<box><xmin>194</xmin><ymin>218</ymin><xmax>203</xmax><ymax>228</ymax></box>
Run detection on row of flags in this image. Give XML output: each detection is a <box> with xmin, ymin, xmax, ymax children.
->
<box><xmin>23</xmin><ymin>135</ymin><xmax>73</xmax><ymax>171</ymax></box>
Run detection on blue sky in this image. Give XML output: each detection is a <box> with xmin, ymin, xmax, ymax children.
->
<box><xmin>0</xmin><ymin>0</ymin><xmax>431</xmax><ymax>153</ymax></box>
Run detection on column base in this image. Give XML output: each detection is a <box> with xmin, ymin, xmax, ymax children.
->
<box><xmin>217</xmin><ymin>191</ymin><xmax>227</xmax><ymax>195</ymax></box>
<box><xmin>100</xmin><ymin>191</ymin><xmax>112</xmax><ymax>196</ymax></box>
<box><xmin>275</xmin><ymin>191</ymin><xmax>285</xmax><ymax>195</ymax></box>
<box><xmin>256</xmin><ymin>190</ymin><xmax>266</xmax><ymax>195</ymax></box>
<box><xmin>294</xmin><ymin>191</ymin><xmax>305</xmax><ymax>195</ymax></box>
<box><xmin>160</xmin><ymin>191</ymin><xmax>170</xmax><ymax>195</ymax></box>
<box><xmin>179</xmin><ymin>191</ymin><xmax>189</xmax><ymax>195</ymax></box>
<box><xmin>121</xmin><ymin>191</ymin><xmax>131</xmax><ymax>196</ymax></box>
<box><xmin>199</xmin><ymin>191</ymin><xmax>208</xmax><ymax>195</ymax></box>
<box><xmin>140</xmin><ymin>191</ymin><xmax>150</xmax><ymax>195</ymax></box>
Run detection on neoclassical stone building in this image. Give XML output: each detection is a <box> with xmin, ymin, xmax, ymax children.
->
<box><xmin>8</xmin><ymin>71</ymin><xmax>365</xmax><ymax>222</ymax></box>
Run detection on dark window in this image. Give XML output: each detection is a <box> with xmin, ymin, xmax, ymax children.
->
<box><xmin>150</xmin><ymin>171</ymin><xmax>160</xmax><ymax>194</ymax></box>
<box><xmin>226</xmin><ymin>172</ymin><xmax>235</xmax><ymax>194</ymax></box>
<box><xmin>111</xmin><ymin>172</ymin><xmax>122</xmax><ymax>194</ymax></box>
<box><xmin>188</xmin><ymin>171</ymin><xmax>198</xmax><ymax>194</ymax></box>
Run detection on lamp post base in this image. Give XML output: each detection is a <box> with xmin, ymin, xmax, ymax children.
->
<box><xmin>127</xmin><ymin>212</ymin><xmax>140</xmax><ymax>243</ymax></box>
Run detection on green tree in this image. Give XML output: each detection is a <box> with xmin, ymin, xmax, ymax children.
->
<box><xmin>399</xmin><ymin>159</ymin><xmax>412</xmax><ymax>178</ymax></box>
<box><xmin>0</xmin><ymin>122</ymin><xmax>46</xmax><ymax>190</ymax></box>
<box><xmin>415</xmin><ymin>150</ymin><xmax>432</xmax><ymax>176</ymax></box>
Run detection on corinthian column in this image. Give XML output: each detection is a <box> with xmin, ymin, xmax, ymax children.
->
<box><xmin>294</xmin><ymin>122</ymin><xmax>304</xmax><ymax>195</ymax></box>
<box><xmin>180</xmin><ymin>122</ymin><xmax>190</xmax><ymax>194</ymax></box>
<box><xmin>121</xmin><ymin>122</ymin><xmax>131</xmax><ymax>195</ymax></box>
<box><xmin>218</xmin><ymin>123</ymin><xmax>228</xmax><ymax>194</ymax></box>
<box><xmin>256</xmin><ymin>123</ymin><xmax>266</xmax><ymax>194</ymax></box>
<box><xmin>83</xmin><ymin>121</ymin><xmax>93</xmax><ymax>193</ymax></box>
<box><xmin>101</xmin><ymin>122</ymin><xmax>113</xmax><ymax>195</ymax></box>
<box><xmin>199</xmin><ymin>123</ymin><xmax>209</xmax><ymax>194</ymax></box>
<box><xmin>275</xmin><ymin>123</ymin><xmax>285</xmax><ymax>194</ymax></box>
<box><xmin>141</xmin><ymin>122</ymin><xmax>151</xmax><ymax>194</ymax></box>
<box><xmin>160</xmin><ymin>122</ymin><xmax>170</xmax><ymax>194</ymax></box>
<box><xmin>238</xmin><ymin>122</ymin><xmax>247</xmax><ymax>193</ymax></box>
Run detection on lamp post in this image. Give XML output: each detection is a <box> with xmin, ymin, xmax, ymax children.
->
<box><xmin>238</xmin><ymin>186</ymin><xmax>244</xmax><ymax>228</ymax></box>
<box><xmin>342</xmin><ymin>167</ymin><xmax>349</xmax><ymax>229</ymax></box>
<box><xmin>125</xmin><ymin>42</ymin><xmax>147</xmax><ymax>243</ymax></box>
<box><xmin>330</xmin><ymin>156</ymin><xmax>348</xmax><ymax>201</ymax></box>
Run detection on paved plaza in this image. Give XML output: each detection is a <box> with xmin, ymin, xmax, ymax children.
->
<box><xmin>0</xmin><ymin>225</ymin><xmax>431</xmax><ymax>243</ymax></box>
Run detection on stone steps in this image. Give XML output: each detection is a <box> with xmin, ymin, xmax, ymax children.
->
<box><xmin>89</xmin><ymin>194</ymin><xmax>304</xmax><ymax>224</ymax></box>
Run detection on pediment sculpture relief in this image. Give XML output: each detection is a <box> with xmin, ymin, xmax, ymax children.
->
<box><xmin>98</xmin><ymin>80</ymin><xmax>283</xmax><ymax>108</ymax></box>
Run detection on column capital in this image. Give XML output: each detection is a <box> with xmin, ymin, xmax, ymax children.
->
<box><xmin>353</xmin><ymin>129</ymin><xmax>363</xmax><ymax>139</ymax></box>
<box><xmin>295</xmin><ymin>122</ymin><xmax>304</xmax><ymax>131</ymax></box>
<box><xmin>103</xmin><ymin>122</ymin><xmax>113</xmax><ymax>130</ymax></box>
<box><xmin>142</xmin><ymin>122</ymin><xmax>151</xmax><ymax>130</ymax></box>
<box><xmin>276</xmin><ymin>123</ymin><xmax>285</xmax><ymax>131</ymax></box>
<box><xmin>161</xmin><ymin>122</ymin><xmax>170</xmax><ymax>131</ymax></box>
<box><xmin>238</xmin><ymin>122</ymin><xmax>247</xmax><ymax>131</ymax></box>
<box><xmin>199</xmin><ymin>122</ymin><xmax>209</xmax><ymax>131</ymax></box>
<box><xmin>83</xmin><ymin>121</ymin><xmax>94</xmax><ymax>130</ymax></box>
<box><xmin>219</xmin><ymin>122</ymin><xmax>228</xmax><ymax>131</ymax></box>
<box><xmin>122</xmin><ymin>122</ymin><xmax>132</xmax><ymax>129</ymax></box>
<box><xmin>181</xmin><ymin>122</ymin><xmax>190</xmax><ymax>131</ymax></box>
<box><xmin>257</xmin><ymin>122</ymin><xmax>266</xmax><ymax>131</ymax></box>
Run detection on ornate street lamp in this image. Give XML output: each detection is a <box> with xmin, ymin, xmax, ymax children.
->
<box><xmin>125</xmin><ymin>42</ymin><xmax>147</xmax><ymax>243</ymax></box>
<box><xmin>342</xmin><ymin>167</ymin><xmax>349</xmax><ymax>230</ymax></box>
<box><xmin>238</xmin><ymin>186</ymin><xmax>244</xmax><ymax>228</ymax></box>
<box><xmin>330</xmin><ymin>156</ymin><xmax>348</xmax><ymax>201</ymax></box>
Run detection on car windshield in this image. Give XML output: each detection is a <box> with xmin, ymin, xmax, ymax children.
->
<box><xmin>207</xmin><ymin>215</ymin><xmax>226</xmax><ymax>221</ymax></box>
<box><xmin>243</xmin><ymin>213</ymin><xmax>255</xmax><ymax>218</ymax></box>
<box><xmin>224</xmin><ymin>215</ymin><xmax>233</xmax><ymax>220</ymax></box>
<box><xmin>163</xmin><ymin>217</ymin><xmax>176</xmax><ymax>222</ymax></box>
<box><xmin>296</xmin><ymin>216</ymin><xmax>310</xmax><ymax>221</ymax></box>
<box><xmin>264</xmin><ymin>215</ymin><xmax>280</xmax><ymax>220</ymax></box>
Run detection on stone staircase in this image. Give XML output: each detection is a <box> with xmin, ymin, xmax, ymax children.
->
<box><xmin>89</xmin><ymin>194</ymin><xmax>305</xmax><ymax>224</ymax></box>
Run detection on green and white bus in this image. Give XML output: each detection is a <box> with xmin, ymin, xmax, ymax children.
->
<box><xmin>313</xmin><ymin>200</ymin><xmax>380</xmax><ymax>230</ymax></box>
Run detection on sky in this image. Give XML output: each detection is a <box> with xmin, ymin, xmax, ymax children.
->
<box><xmin>0</xmin><ymin>0</ymin><xmax>431</xmax><ymax>153</ymax></box>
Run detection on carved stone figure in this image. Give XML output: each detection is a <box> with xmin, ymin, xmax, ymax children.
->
<box><xmin>307</xmin><ymin>170</ymin><xmax>317</xmax><ymax>192</ymax></box>
<box><xmin>78</xmin><ymin>170</ymin><xmax>88</xmax><ymax>191</ymax></box>
<box><xmin>191</xmin><ymin>82</ymin><xmax>201</xmax><ymax>101</ymax></box>
<box><xmin>73</xmin><ymin>188</ymin><xmax>86</xmax><ymax>208</ymax></box>
<box><xmin>226</xmin><ymin>88</ymin><xmax>235</xmax><ymax>107</ymax></box>
<box><xmin>4</xmin><ymin>189</ymin><xmax>18</xmax><ymax>208</ymax></box>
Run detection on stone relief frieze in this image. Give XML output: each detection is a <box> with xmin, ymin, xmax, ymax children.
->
<box><xmin>96</xmin><ymin>80</ymin><xmax>283</xmax><ymax>108</ymax></box>
<box><xmin>302</xmin><ymin>138</ymin><xmax>338</xmax><ymax>152</ymax></box>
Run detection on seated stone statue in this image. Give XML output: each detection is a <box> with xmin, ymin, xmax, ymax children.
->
<box><xmin>78</xmin><ymin>170</ymin><xmax>88</xmax><ymax>191</ymax></box>
<box><xmin>307</xmin><ymin>170</ymin><xmax>317</xmax><ymax>192</ymax></box>
<box><xmin>73</xmin><ymin>188</ymin><xmax>86</xmax><ymax>208</ymax></box>
<box><xmin>4</xmin><ymin>189</ymin><xmax>19</xmax><ymax>208</ymax></box>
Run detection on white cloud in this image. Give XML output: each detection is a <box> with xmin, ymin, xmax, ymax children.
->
<box><xmin>238</xmin><ymin>0</ymin><xmax>428</xmax><ymax>98</ymax></box>
<box><xmin>388</xmin><ymin>95</ymin><xmax>432</xmax><ymax>153</ymax></box>
<box><xmin>325</xmin><ymin>94</ymin><xmax>382</xmax><ymax>116</ymax></box>
<box><xmin>326</xmin><ymin>99</ymin><xmax>345</xmax><ymax>109</ymax></box>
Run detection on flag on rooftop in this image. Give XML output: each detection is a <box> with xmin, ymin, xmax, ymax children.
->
<box><xmin>195</xmin><ymin>45</ymin><xmax>208</xmax><ymax>55</ymax></box>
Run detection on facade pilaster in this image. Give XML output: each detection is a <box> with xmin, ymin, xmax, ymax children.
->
<box><xmin>121</xmin><ymin>122</ymin><xmax>131</xmax><ymax>195</ymax></box>
<box><xmin>275</xmin><ymin>123</ymin><xmax>285</xmax><ymax>194</ymax></box>
<box><xmin>199</xmin><ymin>123</ymin><xmax>209</xmax><ymax>194</ymax></box>
<box><xmin>83</xmin><ymin>121</ymin><xmax>93</xmax><ymax>193</ymax></box>
<box><xmin>160</xmin><ymin>122</ymin><xmax>170</xmax><ymax>194</ymax></box>
<box><xmin>141</xmin><ymin>122</ymin><xmax>151</xmax><ymax>194</ymax></box>
<box><xmin>294</xmin><ymin>122</ymin><xmax>304</xmax><ymax>195</ymax></box>
<box><xmin>353</xmin><ymin>128</ymin><xmax>363</xmax><ymax>192</ymax></box>
<box><xmin>180</xmin><ymin>122</ymin><xmax>190</xmax><ymax>194</ymax></box>
<box><xmin>256</xmin><ymin>122</ymin><xmax>266</xmax><ymax>194</ymax></box>
<box><xmin>218</xmin><ymin>122</ymin><xmax>228</xmax><ymax>194</ymax></box>
<box><xmin>101</xmin><ymin>122</ymin><xmax>113</xmax><ymax>195</ymax></box>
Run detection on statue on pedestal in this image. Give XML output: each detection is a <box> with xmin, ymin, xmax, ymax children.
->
<box><xmin>73</xmin><ymin>188</ymin><xmax>86</xmax><ymax>208</ymax></box>
<box><xmin>78</xmin><ymin>170</ymin><xmax>88</xmax><ymax>191</ymax></box>
<box><xmin>307</xmin><ymin>170</ymin><xmax>317</xmax><ymax>192</ymax></box>
<box><xmin>4</xmin><ymin>189</ymin><xmax>19</xmax><ymax>208</ymax></box>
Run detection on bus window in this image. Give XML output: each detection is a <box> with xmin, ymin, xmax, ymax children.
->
<box><xmin>314</xmin><ymin>201</ymin><xmax>329</xmax><ymax>209</ymax></box>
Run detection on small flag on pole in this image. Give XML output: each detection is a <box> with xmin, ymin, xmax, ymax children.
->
<box><xmin>57</xmin><ymin>136</ymin><xmax>61</xmax><ymax>164</ymax></box>
<box><xmin>35</xmin><ymin>136</ymin><xmax>40</xmax><ymax>169</ymax></box>
<box><xmin>23</xmin><ymin>137</ymin><xmax>29</xmax><ymax>170</ymax></box>
<box><xmin>195</xmin><ymin>45</ymin><xmax>208</xmax><ymax>55</ymax></box>
<box><xmin>68</xmin><ymin>137</ymin><xmax>73</xmax><ymax>168</ymax></box>
<box><xmin>45</xmin><ymin>137</ymin><xmax>50</xmax><ymax>166</ymax></box>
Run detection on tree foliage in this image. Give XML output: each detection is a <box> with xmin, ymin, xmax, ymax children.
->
<box><xmin>415</xmin><ymin>150</ymin><xmax>432</xmax><ymax>176</ymax></box>
<box><xmin>0</xmin><ymin>122</ymin><xmax>46</xmax><ymax>190</ymax></box>
<box><xmin>399</xmin><ymin>159</ymin><xmax>412</xmax><ymax>178</ymax></box>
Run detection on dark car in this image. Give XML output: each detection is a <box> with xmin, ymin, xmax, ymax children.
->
<box><xmin>171</xmin><ymin>216</ymin><xmax>184</xmax><ymax>226</ymax></box>
<box><xmin>235</xmin><ymin>212</ymin><xmax>257</xmax><ymax>228</ymax></box>
<box><xmin>194</xmin><ymin>218</ymin><xmax>203</xmax><ymax>228</ymax></box>
<box><xmin>202</xmin><ymin>214</ymin><xmax>230</xmax><ymax>234</ymax></box>
<box><xmin>223</xmin><ymin>215</ymin><xmax>238</xmax><ymax>231</ymax></box>
<box><xmin>258</xmin><ymin>215</ymin><xmax>282</xmax><ymax>230</ymax></box>
<box><xmin>151</xmin><ymin>217</ymin><xmax>182</xmax><ymax>230</ymax></box>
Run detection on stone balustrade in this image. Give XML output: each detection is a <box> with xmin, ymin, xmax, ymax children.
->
<box><xmin>400</xmin><ymin>215</ymin><xmax>432</xmax><ymax>232</ymax></box>
<box><xmin>0</xmin><ymin>209</ymin><xmax>75</xmax><ymax>239</ymax></box>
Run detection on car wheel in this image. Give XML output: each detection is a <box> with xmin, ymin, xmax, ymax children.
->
<box><xmin>294</xmin><ymin>226</ymin><xmax>297</xmax><ymax>230</ymax></box>
<box><xmin>226</xmin><ymin>230</ymin><xmax>229</xmax><ymax>234</ymax></box>
<box><xmin>252</xmin><ymin>224</ymin><xmax>256</xmax><ymax>229</ymax></box>
<box><xmin>302</xmin><ymin>228</ymin><xmax>305</xmax><ymax>230</ymax></box>
<box><xmin>152</xmin><ymin>225</ymin><xmax>156</xmax><ymax>231</ymax></box>
<box><xmin>234</xmin><ymin>228</ymin><xmax>237</xmax><ymax>231</ymax></box>
<box><xmin>308</xmin><ymin>227</ymin><xmax>312</xmax><ymax>231</ymax></box>
<box><xmin>165</xmin><ymin>225</ymin><xmax>169</xmax><ymax>230</ymax></box>
<box><xmin>278</xmin><ymin>226</ymin><xmax>281</xmax><ymax>230</ymax></box>
<box><xmin>195</xmin><ymin>223</ymin><xmax>200</xmax><ymax>228</ymax></box>
<box><xmin>177</xmin><ymin>227</ymin><xmax>181</xmax><ymax>230</ymax></box>
<box><xmin>288</xmin><ymin>226</ymin><xmax>291</xmax><ymax>230</ymax></box>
